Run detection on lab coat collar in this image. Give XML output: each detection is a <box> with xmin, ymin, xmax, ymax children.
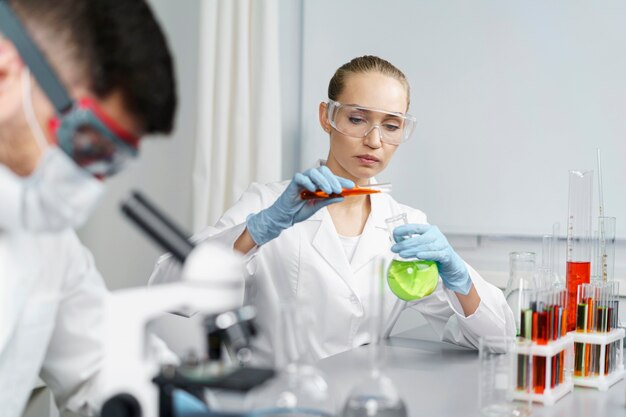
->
<box><xmin>308</xmin><ymin>185</ymin><xmax>390</xmax><ymax>284</ymax></box>
<box><xmin>310</xmin><ymin>208</ymin><xmax>353</xmax><ymax>285</ymax></box>
<box><xmin>0</xmin><ymin>164</ymin><xmax>24</xmax><ymax>233</ymax></box>
<box><xmin>0</xmin><ymin>232</ymin><xmax>38</xmax><ymax>353</ymax></box>
<box><xmin>350</xmin><ymin>192</ymin><xmax>390</xmax><ymax>273</ymax></box>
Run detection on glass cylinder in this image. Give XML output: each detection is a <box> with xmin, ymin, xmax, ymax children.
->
<box><xmin>244</xmin><ymin>301</ymin><xmax>335</xmax><ymax>416</ymax></box>
<box><xmin>566</xmin><ymin>170</ymin><xmax>593</xmax><ymax>332</ymax></box>
<box><xmin>597</xmin><ymin>216</ymin><xmax>616</xmax><ymax>283</ymax></box>
<box><xmin>384</xmin><ymin>213</ymin><xmax>438</xmax><ymax>301</ymax></box>
<box><xmin>341</xmin><ymin>256</ymin><xmax>407</xmax><ymax>417</ymax></box>
<box><xmin>504</xmin><ymin>252</ymin><xmax>536</xmax><ymax>336</ymax></box>
<box><xmin>551</xmin><ymin>223</ymin><xmax>563</xmax><ymax>287</ymax></box>
<box><xmin>479</xmin><ymin>336</ymin><xmax>532</xmax><ymax>417</ymax></box>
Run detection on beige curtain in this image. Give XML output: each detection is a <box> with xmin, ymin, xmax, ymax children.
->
<box><xmin>193</xmin><ymin>0</ymin><xmax>282</xmax><ymax>230</ymax></box>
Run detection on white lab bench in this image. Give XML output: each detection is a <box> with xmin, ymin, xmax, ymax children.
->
<box><xmin>316</xmin><ymin>324</ymin><xmax>626</xmax><ymax>417</ymax></box>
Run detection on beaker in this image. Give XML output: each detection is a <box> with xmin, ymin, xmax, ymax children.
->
<box><xmin>384</xmin><ymin>213</ymin><xmax>439</xmax><ymax>301</ymax></box>
<box><xmin>566</xmin><ymin>170</ymin><xmax>593</xmax><ymax>331</ymax></box>
<box><xmin>504</xmin><ymin>252</ymin><xmax>536</xmax><ymax>336</ymax></box>
<box><xmin>244</xmin><ymin>301</ymin><xmax>335</xmax><ymax>416</ymax></box>
<box><xmin>341</xmin><ymin>257</ymin><xmax>408</xmax><ymax>417</ymax></box>
<box><xmin>478</xmin><ymin>336</ymin><xmax>532</xmax><ymax>417</ymax></box>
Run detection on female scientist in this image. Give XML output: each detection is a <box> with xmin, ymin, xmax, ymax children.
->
<box><xmin>150</xmin><ymin>55</ymin><xmax>516</xmax><ymax>365</ymax></box>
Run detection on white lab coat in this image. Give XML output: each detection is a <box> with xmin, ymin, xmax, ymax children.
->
<box><xmin>0</xmin><ymin>229</ymin><xmax>105</xmax><ymax>417</ymax></box>
<box><xmin>150</xmin><ymin>178</ymin><xmax>516</xmax><ymax>366</ymax></box>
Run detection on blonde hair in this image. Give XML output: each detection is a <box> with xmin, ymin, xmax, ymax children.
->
<box><xmin>328</xmin><ymin>55</ymin><xmax>411</xmax><ymax>109</ymax></box>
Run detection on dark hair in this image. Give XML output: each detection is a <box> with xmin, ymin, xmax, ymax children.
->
<box><xmin>328</xmin><ymin>55</ymin><xmax>410</xmax><ymax>109</ymax></box>
<box><xmin>10</xmin><ymin>0</ymin><xmax>177</xmax><ymax>134</ymax></box>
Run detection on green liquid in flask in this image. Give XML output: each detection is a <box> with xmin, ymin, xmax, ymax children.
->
<box><xmin>387</xmin><ymin>259</ymin><xmax>439</xmax><ymax>301</ymax></box>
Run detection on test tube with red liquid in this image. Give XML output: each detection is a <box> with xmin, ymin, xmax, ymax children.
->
<box><xmin>565</xmin><ymin>170</ymin><xmax>593</xmax><ymax>332</ymax></box>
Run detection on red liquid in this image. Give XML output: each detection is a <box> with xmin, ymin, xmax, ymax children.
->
<box><xmin>566</xmin><ymin>261</ymin><xmax>591</xmax><ymax>331</ymax></box>
<box><xmin>534</xmin><ymin>356</ymin><xmax>546</xmax><ymax>394</ymax></box>
<box><xmin>300</xmin><ymin>187</ymin><xmax>381</xmax><ymax>200</ymax></box>
<box><xmin>537</xmin><ymin>311</ymin><xmax>548</xmax><ymax>345</ymax></box>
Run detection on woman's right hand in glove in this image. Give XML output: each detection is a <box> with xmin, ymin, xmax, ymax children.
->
<box><xmin>246</xmin><ymin>166</ymin><xmax>354</xmax><ymax>245</ymax></box>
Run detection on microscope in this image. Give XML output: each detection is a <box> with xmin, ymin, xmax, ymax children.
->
<box><xmin>97</xmin><ymin>192</ymin><xmax>273</xmax><ymax>417</ymax></box>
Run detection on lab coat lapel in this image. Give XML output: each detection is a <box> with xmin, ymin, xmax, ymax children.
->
<box><xmin>309</xmin><ymin>208</ymin><xmax>353</xmax><ymax>286</ymax></box>
<box><xmin>350</xmin><ymin>193</ymin><xmax>391</xmax><ymax>273</ymax></box>
<box><xmin>0</xmin><ymin>233</ymin><xmax>37</xmax><ymax>353</ymax></box>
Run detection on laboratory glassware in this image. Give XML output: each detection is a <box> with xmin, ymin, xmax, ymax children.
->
<box><xmin>551</xmin><ymin>223</ymin><xmax>563</xmax><ymax>286</ymax></box>
<box><xmin>537</xmin><ymin>235</ymin><xmax>553</xmax><ymax>289</ymax></box>
<box><xmin>300</xmin><ymin>183</ymin><xmax>392</xmax><ymax>200</ymax></box>
<box><xmin>383</xmin><ymin>213</ymin><xmax>439</xmax><ymax>301</ymax></box>
<box><xmin>504</xmin><ymin>252</ymin><xmax>536</xmax><ymax>336</ymax></box>
<box><xmin>479</xmin><ymin>336</ymin><xmax>532</xmax><ymax>417</ymax></box>
<box><xmin>245</xmin><ymin>301</ymin><xmax>335</xmax><ymax>416</ymax></box>
<box><xmin>597</xmin><ymin>216</ymin><xmax>616</xmax><ymax>283</ymax></box>
<box><xmin>566</xmin><ymin>170</ymin><xmax>593</xmax><ymax>332</ymax></box>
<box><xmin>572</xmin><ymin>281</ymin><xmax>624</xmax><ymax>389</ymax></box>
<box><xmin>341</xmin><ymin>256</ymin><xmax>408</xmax><ymax>417</ymax></box>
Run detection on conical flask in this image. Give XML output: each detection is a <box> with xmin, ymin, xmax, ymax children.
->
<box><xmin>341</xmin><ymin>257</ymin><xmax>408</xmax><ymax>417</ymax></box>
<box><xmin>244</xmin><ymin>300</ymin><xmax>335</xmax><ymax>416</ymax></box>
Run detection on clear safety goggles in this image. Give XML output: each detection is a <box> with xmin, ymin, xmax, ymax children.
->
<box><xmin>49</xmin><ymin>98</ymin><xmax>139</xmax><ymax>178</ymax></box>
<box><xmin>326</xmin><ymin>99</ymin><xmax>416</xmax><ymax>145</ymax></box>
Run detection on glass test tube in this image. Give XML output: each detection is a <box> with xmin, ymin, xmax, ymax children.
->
<box><xmin>597</xmin><ymin>216</ymin><xmax>616</xmax><ymax>283</ymax></box>
<box><xmin>505</xmin><ymin>252</ymin><xmax>536</xmax><ymax>336</ymax></box>
<box><xmin>552</xmin><ymin>223</ymin><xmax>562</xmax><ymax>286</ymax></box>
<box><xmin>300</xmin><ymin>182</ymin><xmax>392</xmax><ymax>200</ymax></box>
<box><xmin>566</xmin><ymin>170</ymin><xmax>593</xmax><ymax>332</ymax></box>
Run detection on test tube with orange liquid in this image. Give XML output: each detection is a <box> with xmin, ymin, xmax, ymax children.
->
<box><xmin>565</xmin><ymin>170</ymin><xmax>593</xmax><ymax>332</ymax></box>
<box><xmin>300</xmin><ymin>183</ymin><xmax>392</xmax><ymax>200</ymax></box>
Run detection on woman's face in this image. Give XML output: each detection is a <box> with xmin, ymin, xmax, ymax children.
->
<box><xmin>320</xmin><ymin>71</ymin><xmax>408</xmax><ymax>185</ymax></box>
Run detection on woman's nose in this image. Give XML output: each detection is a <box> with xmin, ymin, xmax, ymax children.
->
<box><xmin>363</xmin><ymin>125</ymin><xmax>383</xmax><ymax>148</ymax></box>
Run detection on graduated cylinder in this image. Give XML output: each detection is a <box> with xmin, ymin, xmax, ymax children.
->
<box><xmin>566</xmin><ymin>170</ymin><xmax>593</xmax><ymax>332</ymax></box>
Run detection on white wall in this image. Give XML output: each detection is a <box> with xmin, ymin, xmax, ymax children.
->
<box><xmin>76</xmin><ymin>0</ymin><xmax>626</xmax><ymax>302</ymax></box>
<box><xmin>77</xmin><ymin>0</ymin><xmax>200</xmax><ymax>290</ymax></box>
<box><xmin>298</xmin><ymin>0</ymin><xmax>626</xmax><ymax>293</ymax></box>
<box><xmin>300</xmin><ymin>0</ymin><xmax>626</xmax><ymax>237</ymax></box>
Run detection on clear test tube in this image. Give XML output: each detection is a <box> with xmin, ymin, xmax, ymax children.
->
<box><xmin>566</xmin><ymin>170</ymin><xmax>593</xmax><ymax>332</ymax></box>
<box><xmin>552</xmin><ymin>223</ymin><xmax>563</xmax><ymax>287</ymax></box>
<box><xmin>537</xmin><ymin>235</ymin><xmax>553</xmax><ymax>289</ymax></box>
<box><xmin>505</xmin><ymin>252</ymin><xmax>536</xmax><ymax>336</ymax></box>
<box><xmin>597</xmin><ymin>216</ymin><xmax>616</xmax><ymax>283</ymax></box>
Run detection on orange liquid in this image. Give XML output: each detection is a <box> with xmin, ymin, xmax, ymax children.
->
<box><xmin>300</xmin><ymin>187</ymin><xmax>381</xmax><ymax>200</ymax></box>
<box><xmin>566</xmin><ymin>261</ymin><xmax>591</xmax><ymax>332</ymax></box>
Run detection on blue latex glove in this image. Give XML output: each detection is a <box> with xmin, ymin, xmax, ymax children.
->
<box><xmin>391</xmin><ymin>224</ymin><xmax>473</xmax><ymax>295</ymax></box>
<box><xmin>247</xmin><ymin>166</ymin><xmax>355</xmax><ymax>245</ymax></box>
<box><xmin>172</xmin><ymin>389</ymin><xmax>209</xmax><ymax>416</ymax></box>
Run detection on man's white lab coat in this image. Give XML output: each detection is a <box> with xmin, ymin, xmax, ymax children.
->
<box><xmin>150</xmin><ymin>180</ymin><xmax>516</xmax><ymax>365</ymax></box>
<box><xmin>0</xmin><ymin>229</ymin><xmax>104</xmax><ymax>416</ymax></box>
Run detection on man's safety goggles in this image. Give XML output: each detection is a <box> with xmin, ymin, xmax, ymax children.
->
<box><xmin>0</xmin><ymin>0</ymin><xmax>139</xmax><ymax>178</ymax></box>
<box><xmin>49</xmin><ymin>98</ymin><xmax>139</xmax><ymax>177</ymax></box>
<box><xmin>326</xmin><ymin>99</ymin><xmax>416</xmax><ymax>145</ymax></box>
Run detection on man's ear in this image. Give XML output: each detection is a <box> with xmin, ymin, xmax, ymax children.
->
<box><xmin>0</xmin><ymin>38</ymin><xmax>23</xmax><ymax>94</ymax></box>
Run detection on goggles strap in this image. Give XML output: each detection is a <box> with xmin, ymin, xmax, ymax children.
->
<box><xmin>0</xmin><ymin>0</ymin><xmax>73</xmax><ymax>113</ymax></box>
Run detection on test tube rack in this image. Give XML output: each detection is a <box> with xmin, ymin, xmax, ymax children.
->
<box><xmin>569</xmin><ymin>281</ymin><xmax>624</xmax><ymax>390</ymax></box>
<box><xmin>512</xmin><ymin>334</ymin><xmax>574</xmax><ymax>406</ymax></box>
<box><xmin>570</xmin><ymin>328</ymin><xmax>625</xmax><ymax>390</ymax></box>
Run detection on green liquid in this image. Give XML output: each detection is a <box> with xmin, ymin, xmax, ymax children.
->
<box><xmin>387</xmin><ymin>259</ymin><xmax>439</xmax><ymax>301</ymax></box>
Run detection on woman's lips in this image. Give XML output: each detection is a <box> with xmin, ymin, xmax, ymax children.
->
<box><xmin>356</xmin><ymin>155</ymin><xmax>380</xmax><ymax>165</ymax></box>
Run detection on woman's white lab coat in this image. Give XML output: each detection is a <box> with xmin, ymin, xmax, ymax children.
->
<box><xmin>0</xmin><ymin>229</ymin><xmax>105</xmax><ymax>416</ymax></box>
<box><xmin>150</xmin><ymin>179</ymin><xmax>516</xmax><ymax>365</ymax></box>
